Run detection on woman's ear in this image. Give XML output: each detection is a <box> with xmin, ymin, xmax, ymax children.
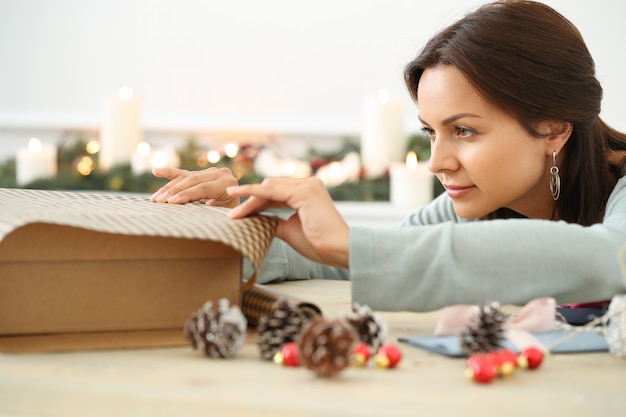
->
<box><xmin>542</xmin><ymin>121</ymin><xmax>572</xmax><ymax>155</ymax></box>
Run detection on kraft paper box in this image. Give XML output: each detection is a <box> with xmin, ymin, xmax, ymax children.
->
<box><xmin>0</xmin><ymin>188</ymin><xmax>277</xmax><ymax>353</ymax></box>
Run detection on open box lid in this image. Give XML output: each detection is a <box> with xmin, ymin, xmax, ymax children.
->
<box><xmin>0</xmin><ymin>188</ymin><xmax>279</xmax><ymax>353</ymax></box>
<box><xmin>0</xmin><ymin>188</ymin><xmax>278</xmax><ymax>284</ymax></box>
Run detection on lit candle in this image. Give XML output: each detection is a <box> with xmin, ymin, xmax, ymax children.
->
<box><xmin>360</xmin><ymin>89</ymin><xmax>406</xmax><ymax>179</ymax></box>
<box><xmin>100</xmin><ymin>86</ymin><xmax>142</xmax><ymax>171</ymax></box>
<box><xmin>207</xmin><ymin>150</ymin><xmax>221</xmax><ymax>164</ymax></box>
<box><xmin>16</xmin><ymin>138</ymin><xmax>57</xmax><ymax>186</ymax></box>
<box><xmin>280</xmin><ymin>158</ymin><xmax>311</xmax><ymax>178</ymax></box>
<box><xmin>389</xmin><ymin>151</ymin><xmax>434</xmax><ymax>207</ymax></box>
<box><xmin>253</xmin><ymin>149</ymin><xmax>312</xmax><ymax>178</ymax></box>
<box><xmin>224</xmin><ymin>143</ymin><xmax>239</xmax><ymax>158</ymax></box>
<box><xmin>150</xmin><ymin>147</ymin><xmax>180</xmax><ymax>170</ymax></box>
<box><xmin>315</xmin><ymin>152</ymin><xmax>361</xmax><ymax>187</ymax></box>
<box><xmin>131</xmin><ymin>141</ymin><xmax>153</xmax><ymax>175</ymax></box>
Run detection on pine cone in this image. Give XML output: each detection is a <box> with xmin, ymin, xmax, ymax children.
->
<box><xmin>460</xmin><ymin>303</ymin><xmax>507</xmax><ymax>356</ymax></box>
<box><xmin>297</xmin><ymin>317</ymin><xmax>357</xmax><ymax>378</ymax></box>
<box><xmin>184</xmin><ymin>298</ymin><xmax>247</xmax><ymax>359</ymax></box>
<box><xmin>256</xmin><ymin>299</ymin><xmax>309</xmax><ymax>360</ymax></box>
<box><xmin>345</xmin><ymin>303</ymin><xmax>388</xmax><ymax>355</ymax></box>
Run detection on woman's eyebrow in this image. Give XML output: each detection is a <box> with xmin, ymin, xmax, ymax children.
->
<box><xmin>419</xmin><ymin>112</ymin><xmax>482</xmax><ymax>126</ymax></box>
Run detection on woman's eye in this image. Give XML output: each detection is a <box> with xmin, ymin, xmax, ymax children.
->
<box><xmin>421</xmin><ymin>127</ymin><xmax>436</xmax><ymax>140</ymax></box>
<box><xmin>454</xmin><ymin>126</ymin><xmax>474</xmax><ymax>138</ymax></box>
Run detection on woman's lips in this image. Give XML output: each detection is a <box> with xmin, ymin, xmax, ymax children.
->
<box><xmin>444</xmin><ymin>185</ymin><xmax>475</xmax><ymax>199</ymax></box>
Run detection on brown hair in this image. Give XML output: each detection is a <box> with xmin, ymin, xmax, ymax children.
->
<box><xmin>404</xmin><ymin>0</ymin><xmax>626</xmax><ymax>225</ymax></box>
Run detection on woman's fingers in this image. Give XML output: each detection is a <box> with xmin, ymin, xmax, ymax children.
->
<box><xmin>152</xmin><ymin>167</ymin><xmax>184</xmax><ymax>181</ymax></box>
<box><xmin>227</xmin><ymin>178</ymin><xmax>317</xmax><ymax>218</ymax></box>
<box><xmin>150</xmin><ymin>168</ymin><xmax>189</xmax><ymax>202</ymax></box>
<box><xmin>226</xmin><ymin>177</ymin><xmax>350</xmax><ymax>268</ymax></box>
<box><xmin>151</xmin><ymin>167</ymin><xmax>239</xmax><ymax>207</ymax></box>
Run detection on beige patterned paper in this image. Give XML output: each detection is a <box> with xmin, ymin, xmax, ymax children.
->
<box><xmin>0</xmin><ymin>188</ymin><xmax>278</xmax><ymax>285</ymax></box>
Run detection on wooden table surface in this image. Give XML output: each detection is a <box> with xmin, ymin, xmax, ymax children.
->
<box><xmin>1</xmin><ymin>280</ymin><xmax>625</xmax><ymax>417</ymax></box>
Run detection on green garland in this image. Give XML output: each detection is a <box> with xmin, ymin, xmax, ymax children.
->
<box><xmin>0</xmin><ymin>133</ymin><xmax>442</xmax><ymax>201</ymax></box>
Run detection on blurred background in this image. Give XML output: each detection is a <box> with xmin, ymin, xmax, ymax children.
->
<box><xmin>0</xmin><ymin>0</ymin><xmax>624</xmax><ymax>200</ymax></box>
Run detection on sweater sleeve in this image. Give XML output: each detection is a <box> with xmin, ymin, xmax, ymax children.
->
<box><xmin>349</xmin><ymin>176</ymin><xmax>626</xmax><ymax>312</ymax></box>
<box><xmin>243</xmin><ymin>237</ymin><xmax>349</xmax><ymax>284</ymax></box>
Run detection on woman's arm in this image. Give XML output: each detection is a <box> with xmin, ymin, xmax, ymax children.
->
<box><xmin>244</xmin><ymin>238</ymin><xmax>350</xmax><ymax>284</ymax></box>
<box><xmin>349</xmin><ymin>178</ymin><xmax>626</xmax><ymax>312</ymax></box>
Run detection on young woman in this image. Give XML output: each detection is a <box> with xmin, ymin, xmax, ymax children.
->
<box><xmin>151</xmin><ymin>0</ymin><xmax>626</xmax><ymax>312</ymax></box>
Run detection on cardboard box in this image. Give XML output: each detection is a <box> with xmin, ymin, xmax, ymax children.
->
<box><xmin>0</xmin><ymin>188</ymin><xmax>277</xmax><ymax>353</ymax></box>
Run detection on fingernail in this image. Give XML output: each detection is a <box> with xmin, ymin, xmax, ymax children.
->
<box><xmin>228</xmin><ymin>207</ymin><xmax>240</xmax><ymax>218</ymax></box>
<box><xmin>156</xmin><ymin>191</ymin><xmax>169</xmax><ymax>203</ymax></box>
<box><xmin>167</xmin><ymin>194</ymin><xmax>180</xmax><ymax>203</ymax></box>
<box><xmin>150</xmin><ymin>191</ymin><xmax>162</xmax><ymax>201</ymax></box>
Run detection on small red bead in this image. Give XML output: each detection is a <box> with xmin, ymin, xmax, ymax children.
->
<box><xmin>520</xmin><ymin>347</ymin><xmax>544</xmax><ymax>370</ymax></box>
<box><xmin>375</xmin><ymin>344</ymin><xmax>402</xmax><ymax>369</ymax></box>
<box><xmin>281</xmin><ymin>342</ymin><xmax>300</xmax><ymax>367</ymax></box>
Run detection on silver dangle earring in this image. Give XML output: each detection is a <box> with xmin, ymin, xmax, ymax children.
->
<box><xmin>549</xmin><ymin>151</ymin><xmax>561</xmax><ymax>201</ymax></box>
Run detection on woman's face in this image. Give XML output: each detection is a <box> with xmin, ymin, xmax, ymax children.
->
<box><xmin>417</xmin><ymin>65</ymin><xmax>553</xmax><ymax>219</ymax></box>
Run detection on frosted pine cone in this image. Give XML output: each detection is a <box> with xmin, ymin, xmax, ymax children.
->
<box><xmin>460</xmin><ymin>303</ymin><xmax>506</xmax><ymax>356</ymax></box>
<box><xmin>184</xmin><ymin>298</ymin><xmax>247</xmax><ymax>359</ymax></box>
<box><xmin>256</xmin><ymin>299</ymin><xmax>309</xmax><ymax>360</ymax></box>
<box><xmin>297</xmin><ymin>317</ymin><xmax>357</xmax><ymax>378</ymax></box>
<box><xmin>345</xmin><ymin>303</ymin><xmax>388</xmax><ymax>355</ymax></box>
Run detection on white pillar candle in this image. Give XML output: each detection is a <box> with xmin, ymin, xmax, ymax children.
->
<box><xmin>100</xmin><ymin>86</ymin><xmax>142</xmax><ymax>171</ymax></box>
<box><xmin>360</xmin><ymin>89</ymin><xmax>406</xmax><ymax>179</ymax></box>
<box><xmin>389</xmin><ymin>151</ymin><xmax>434</xmax><ymax>207</ymax></box>
<box><xmin>16</xmin><ymin>138</ymin><xmax>57</xmax><ymax>186</ymax></box>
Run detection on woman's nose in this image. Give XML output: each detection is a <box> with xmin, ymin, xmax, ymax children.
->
<box><xmin>428</xmin><ymin>136</ymin><xmax>458</xmax><ymax>173</ymax></box>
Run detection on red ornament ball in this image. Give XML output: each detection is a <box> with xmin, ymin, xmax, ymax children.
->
<box><xmin>497</xmin><ymin>349</ymin><xmax>519</xmax><ymax>368</ymax></box>
<box><xmin>466</xmin><ymin>354</ymin><xmax>496</xmax><ymax>384</ymax></box>
<box><xmin>486</xmin><ymin>349</ymin><xmax>518</xmax><ymax>377</ymax></box>
<box><xmin>274</xmin><ymin>342</ymin><xmax>300</xmax><ymax>367</ymax></box>
<box><xmin>374</xmin><ymin>344</ymin><xmax>402</xmax><ymax>369</ymax></box>
<box><xmin>352</xmin><ymin>342</ymin><xmax>371</xmax><ymax>367</ymax></box>
<box><xmin>519</xmin><ymin>347</ymin><xmax>544</xmax><ymax>370</ymax></box>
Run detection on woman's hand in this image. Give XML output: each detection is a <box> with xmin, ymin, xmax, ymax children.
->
<box><xmin>227</xmin><ymin>177</ymin><xmax>350</xmax><ymax>269</ymax></box>
<box><xmin>151</xmin><ymin>167</ymin><xmax>240</xmax><ymax>208</ymax></box>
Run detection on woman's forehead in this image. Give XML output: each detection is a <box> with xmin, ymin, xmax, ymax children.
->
<box><xmin>417</xmin><ymin>66</ymin><xmax>492</xmax><ymax>122</ymax></box>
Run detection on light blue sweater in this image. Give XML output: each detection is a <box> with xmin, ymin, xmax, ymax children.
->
<box><xmin>248</xmin><ymin>175</ymin><xmax>626</xmax><ymax>312</ymax></box>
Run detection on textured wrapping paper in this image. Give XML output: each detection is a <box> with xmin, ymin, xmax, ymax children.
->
<box><xmin>0</xmin><ymin>188</ymin><xmax>278</xmax><ymax>288</ymax></box>
<box><xmin>241</xmin><ymin>284</ymin><xmax>323</xmax><ymax>327</ymax></box>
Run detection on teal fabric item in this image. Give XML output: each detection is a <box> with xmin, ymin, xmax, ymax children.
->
<box><xmin>398</xmin><ymin>330</ymin><xmax>609</xmax><ymax>357</ymax></box>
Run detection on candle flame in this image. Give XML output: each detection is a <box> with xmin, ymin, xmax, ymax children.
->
<box><xmin>282</xmin><ymin>161</ymin><xmax>296</xmax><ymax>176</ymax></box>
<box><xmin>151</xmin><ymin>151</ymin><xmax>167</xmax><ymax>168</ymax></box>
<box><xmin>27</xmin><ymin>138</ymin><xmax>43</xmax><ymax>153</ymax></box>
<box><xmin>86</xmin><ymin>140</ymin><xmax>101</xmax><ymax>154</ymax></box>
<box><xmin>76</xmin><ymin>156</ymin><xmax>94</xmax><ymax>176</ymax></box>
<box><xmin>118</xmin><ymin>86</ymin><xmax>134</xmax><ymax>100</ymax></box>
<box><xmin>328</xmin><ymin>161</ymin><xmax>345</xmax><ymax>180</ymax></box>
<box><xmin>137</xmin><ymin>141</ymin><xmax>151</xmax><ymax>157</ymax></box>
<box><xmin>224</xmin><ymin>143</ymin><xmax>239</xmax><ymax>158</ymax></box>
<box><xmin>207</xmin><ymin>150</ymin><xmax>221</xmax><ymax>164</ymax></box>
<box><xmin>406</xmin><ymin>151</ymin><xmax>418</xmax><ymax>170</ymax></box>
